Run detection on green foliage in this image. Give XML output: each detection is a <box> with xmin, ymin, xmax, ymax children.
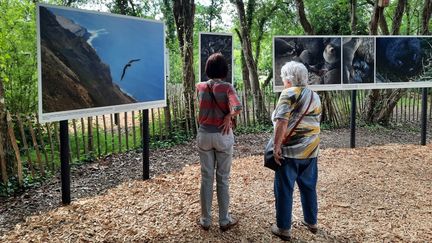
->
<box><xmin>234</xmin><ymin>123</ymin><xmax>272</xmax><ymax>134</ymax></box>
<box><xmin>0</xmin><ymin>0</ymin><xmax>38</xmax><ymax>113</ymax></box>
<box><xmin>305</xmin><ymin>0</ymin><xmax>352</xmax><ymax>35</ymax></box>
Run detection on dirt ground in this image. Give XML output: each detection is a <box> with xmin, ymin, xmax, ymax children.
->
<box><xmin>1</xmin><ymin>125</ymin><xmax>431</xmax><ymax>242</ymax></box>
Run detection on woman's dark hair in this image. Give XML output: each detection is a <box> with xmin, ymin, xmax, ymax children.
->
<box><xmin>205</xmin><ymin>53</ymin><xmax>228</xmax><ymax>80</ymax></box>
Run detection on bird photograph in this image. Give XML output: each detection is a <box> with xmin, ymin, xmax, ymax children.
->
<box><xmin>120</xmin><ymin>59</ymin><xmax>141</xmax><ymax>81</ymax></box>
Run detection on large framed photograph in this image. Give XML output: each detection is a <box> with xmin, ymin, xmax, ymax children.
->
<box><xmin>37</xmin><ymin>4</ymin><xmax>166</xmax><ymax>123</ymax></box>
<box><xmin>199</xmin><ymin>32</ymin><xmax>233</xmax><ymax>83</ymax></box>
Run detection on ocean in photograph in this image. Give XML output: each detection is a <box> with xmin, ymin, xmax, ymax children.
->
<box><xmin>43</xmin><ymin>6</ymin><xmax>164</xmax><ymax>104</ymax></box>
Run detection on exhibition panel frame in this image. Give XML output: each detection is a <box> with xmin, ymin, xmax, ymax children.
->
<box><xmin>37</xmin><ymin>3</ymin><xmax>166</xmax><ymax>123</ymax></box>
<box><xmin>273</xmin><ymin>35</ymin><xmax>432</xmax><ymax>92</ymax></box>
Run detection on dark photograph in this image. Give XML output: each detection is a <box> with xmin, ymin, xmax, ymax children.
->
<box><xmin>38</xmin><ymin>4</ymin><xmax>165</xmax><ymax>119</ymax></box>
<box><xmin>274</xmin><ymin>37</ymin><xmax>342</xmax><ymax>87</ymax></box>
<box><xmin>376</xmin><ymin>37</ymin><xmax>432</xmax><ymax>83</ymax></box>
<box><xmin>342</xmin><ymin>37</ymin><xmax>375</xmax><ymax>84</ymax></box>
<box><xmin>199</xmin><ymin>33</ymin><xmax>233</xmax><ymax>83</ymax></box>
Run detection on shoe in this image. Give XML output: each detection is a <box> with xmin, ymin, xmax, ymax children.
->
<box><xmin>301</xmin><ymin>220</ymin><xmax>318</xmax><ymax>234</ymax></box>
<box><xmin>271</xmin><ymin>224</ymin><xmax>291</xmax><ymax>241</ymax></box>
<box><xmin>197</xmin><ymin>219</ymin><xmax>210</xmax><ymax>231</ymax></box>
<box><xmin>219</xmin><ymin>215</ymin><xmax>239</xmax><ymax>232</ymax></box>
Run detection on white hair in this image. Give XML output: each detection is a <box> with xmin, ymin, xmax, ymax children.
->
<box><xmin>280</xmin><ymin>61</ymin><xmax>309</xmax><ymax>86</ymax></box>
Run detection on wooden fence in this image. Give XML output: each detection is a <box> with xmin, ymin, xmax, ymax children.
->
<box><xmin>1</xmin><ymin>86</ymin><xmax>432</xmax><ymax>189</ymax></box>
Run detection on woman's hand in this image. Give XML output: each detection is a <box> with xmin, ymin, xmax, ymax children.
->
<box><xmin>219</xmin><ymin>114</ymin><xmax>232</xmax><ymax>135</ymax></box>
<box><xmin>274</xmin><ymin>145</ymin><xmax>282</xmax><ymax>166</ymax></box>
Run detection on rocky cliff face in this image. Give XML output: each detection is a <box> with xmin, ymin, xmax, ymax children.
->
<box><xmin>55</xmin><ymin>15</ymin><xmax>91</xmax><ymax>40</ymax></box>
<box><xmin>40</xmin><ymin>6</ymin><xmax>136</xmax><ymax>113</ymax></box>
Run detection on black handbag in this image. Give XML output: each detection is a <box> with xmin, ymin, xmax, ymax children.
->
<box><xmin>264</xmin><ymin>92</ymin><xmax>314</xmax><ymax>171</ymax></box>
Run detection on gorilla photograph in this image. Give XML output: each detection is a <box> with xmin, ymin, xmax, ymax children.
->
<box><xmin>342</xmin><ymin>37</ymin><xmax>375</xmax><ymax>84</ymax></box>
<box><xmin>376</xmin><ymin>37</ymin><xmax>432</xmax><ymax>83</ymax></box>
<box><xmin>199</xmin><ymin>33</ymin><xmax>233</xmax><ymax>83</ymax></box>
<box><xmin>273</xmin><ymin>37</ymin><xmax>342</xmax><ymax>88</ymax></box>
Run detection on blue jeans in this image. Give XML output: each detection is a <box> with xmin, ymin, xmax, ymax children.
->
<box><xmin>274</xmin><ymin>157</ymin><xmax>318</xmax><ymax>230</ymax></box>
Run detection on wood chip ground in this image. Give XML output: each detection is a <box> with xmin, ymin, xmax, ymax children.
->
<box><xmin>1</xmin><ymin>143</ymin><xmax>432</xmax><ymax>242</ymax></box>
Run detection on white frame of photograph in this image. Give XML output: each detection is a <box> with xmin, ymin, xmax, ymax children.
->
<box><xmin>37</xmin><ymin>3</ymin><xmax>167</xmax><ymax>123</ymax></box>
<box><xmin>199</xmin><ymin>32</ymin><xmax>234</xmax><ymax>84</ymax></box>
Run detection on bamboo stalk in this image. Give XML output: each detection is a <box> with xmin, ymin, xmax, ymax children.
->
<box><xmin>117</xmin><ymin>113</ymin><xmax>122</xmax><ymax>153</ymax></box>
<box><xmin>7</xmin><ymin>112</ymin><xmax>23</xmax><ymax>186</ymax></box>
<box><xmin>35</xmin><ymin>118</ymin><xmax>50</xmax><ymax>172</ymax></box>
<box><xmin>0</xmin><ymin>130</ymin><xmax>8</xmax><ymax>184</ymax></box>
<box><xmin>72</xmin><ymin>119</ymin><xmax>80</xmax><ymax>160</ymax></box>
<box><xmin>46</xmin><ymin>123</ymin><xmax>55</xmax><ymax>171</ymax></box>
<box><xmin>16</xmin><ymin>115</ymin><xmax>35</xmax><ymax>176</ymax></box>
<box><xmin>81</xmin><ymin>118</ymin><xmax>88</xmax><ymax>154</ymax></box>
<box><xmin>110</xmin><ymin>114</ymin><xmax>115</xmax><ymax>153</ymax></box>
<box><xmin>132</xmin><ymin>111</ymin><xmax>137</xmax><ymax>148</ymax></box>
<box><xmin>28</xmin><ymin>118</ymin><xmax>45</xmax><ymax>177</ymax></box>
<box><xmin>151</xmin><ymin>109</ymin><xmax>156</xmax><ymax>139</ymax></box>
<box><xmin>96</xmin><ymin>116</ymin><xmax>101</xmax><ymax>157</ymax></box>
<box><xmin>88</xmin><ymin>117</ymin><xmax>93</xmax><ymax>153</ymax></box>
<box><xmin>124</xmin><ymin>112</ymin><xmax>129</xmax><ymax>151</ymax></box>
<box><xmin>102</xmin><ymin>115</ymin><xmax>108</xmax><ymax>154</ymax></box>
<box><xmin>157</xmin><ymin>108</ymin><xmax>163</xmax><ymax>140</ymax></box>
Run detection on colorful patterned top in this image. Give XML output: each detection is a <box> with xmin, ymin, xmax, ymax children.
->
<box><xmin>196</xmin><ymin>80</ymin><xmax>242</xmax><ymax>133</ymax></box>
<box><xmin>272</xmin><ymin>87</ymin><xmax>322</xmax><ymax>159</ymax></box>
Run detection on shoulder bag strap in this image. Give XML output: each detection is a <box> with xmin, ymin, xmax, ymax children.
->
<box><xmin>283</xmin><ymin>91</ymin><xmax>314</xmax><ymax>143</ymax></box>
<box><xmin>207</xmin><ymin>82</ymin><xmax>228</xmax><ymax>115</ymax></box>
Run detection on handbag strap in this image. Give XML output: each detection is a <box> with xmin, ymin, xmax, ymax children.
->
<box><xmin>283</xmin><ymin>90</ymin><xmax>314</xmax><ymax>144</ymax></box>
<box><xmin>207</xmin><ymin>81</ymin><xmax>228</xmax><ymax>115</ymax></box>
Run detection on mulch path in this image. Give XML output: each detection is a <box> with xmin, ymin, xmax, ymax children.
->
<box><xmin>0</xmin><ymin>125</ymin><xmax>431</xmax><ymax>242</ymax></box>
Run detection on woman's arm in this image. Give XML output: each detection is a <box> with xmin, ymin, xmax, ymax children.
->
<box><xmin>273</xmin><ymin>118</ymin><xmax>288</xmax><ymax>165</ymax></box>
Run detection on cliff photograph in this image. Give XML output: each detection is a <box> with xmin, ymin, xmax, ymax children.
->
<box><xmin>38</xmin><ymin>5</ymin><xmax>165</xmax><ymax>114</ymax></box>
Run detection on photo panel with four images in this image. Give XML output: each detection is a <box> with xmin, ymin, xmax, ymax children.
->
<box><xmin>273</xmin><ymin>36</ymin><xmax>432</xmax><ymax>92</ymax></box>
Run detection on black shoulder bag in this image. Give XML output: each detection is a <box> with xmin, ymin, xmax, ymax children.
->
<box><xmin>207</xmin><ymin>82</ymin><xmax>237</xmax><ymax>129</ymax></box>
<box><xmin>264</xmin><ymin>91</ymin><xmax>314</xmax><ymax>171</ymax></box>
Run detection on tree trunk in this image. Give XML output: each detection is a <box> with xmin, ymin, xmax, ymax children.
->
<box><xmin>370</xmin><ymin>1</ymin><xmax>381</xmax><ymax>35</ymax></box>
<box><xmin>254</xmin><ymin>5</ymin><xmax>278</xmax><ymax>66</ymax></box>
<box><xmin>233</xmin><ymin>0</ymin><xmax>267</xmax><ymax>122</ymax></box>
<box><xmin>0</xmin><ymin>79</ymin><xmax>9</xmax><ymax>183</ymax></box>
<box><xmin>376</xmin><ymin>89</ymin><xmax>407</xmax><ymax>125</ymax></box>
<box><xmin>392</xmin><ymin>0</ymin><xmax>406</xmax><ymax>35</ymax></box>
<box><xmin>294</xmin><ymin>0</ymin><xmax>314</xmax><ymax>35</ymax></box>
<box><xmin>406</xmin><ymin>0</ymin><xmax>411</xmax><ymax>34</ymax></box>
<box><xmin>421</xmin><ymin>0</ymin><xmax>432</xmax><ymax>34</ymax></box>
<box><xmin>350</xmin><ymin>0</ymin><xmax>357</xmax><ymax>33</ymax></box>
<box><xmin>364</xmin><ymin>89</ymin><xmax>381</xmax><ymax>123</ymax></box>
<box><xmin>235</xmin><ymin>28</ymin><xmax>251</xmax><ymax>93</ymax></box>
<box><xmin>173</xmin><ymin>0</ymin><xmax>196</xmax><ymax>132</ymax></box>
<box><xmin>379</xmin><ymin>7</ymin><xmax>390</xmax><ymax>35</ymax></box>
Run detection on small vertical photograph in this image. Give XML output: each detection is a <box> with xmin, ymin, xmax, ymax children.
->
<box><xmin>273</xmin><ymin>37</ymin><xmax>342</xmax><ymax>88</ymax></box>
<box><xmin>376</xmin><ymin>37</ymin><xmax>432</xmax><ymax>83</ymax></box>
<box><xmin>342</xmin><ymin>37</ymin><xmax>375</xmax><ymax>84</ymax></box>
<box><xmin>199</xmin><ymin>33</ymin><xmax>233</xmax><ymax>83</ymax></box>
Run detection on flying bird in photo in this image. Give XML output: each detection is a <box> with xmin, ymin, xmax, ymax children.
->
<box><xmin>120</xmin><ymin>59</ymin><xmax>141</xmax><ymax>80</ymax></box>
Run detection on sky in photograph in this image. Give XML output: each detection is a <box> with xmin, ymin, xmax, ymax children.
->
<box><xmin>46</xmin><ymin>6</ymin><xmax>165</xmax><ymax>102</ymax></box>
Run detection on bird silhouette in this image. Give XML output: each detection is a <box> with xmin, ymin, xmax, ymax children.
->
<box><xmin>120</xmin><ymin>59</ymin><xmax>141</xmax><ymax>80</ymax></box>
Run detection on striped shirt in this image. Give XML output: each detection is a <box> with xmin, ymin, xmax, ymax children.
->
<box><xmin>196</xmin><ymin>79</ymin><xmax>242</xmax><ymax>133</ymax></box>
<box><xmin>272</xmin><ymin>87</ymin><xmax>321</xmax><ymax>159</ymax></box>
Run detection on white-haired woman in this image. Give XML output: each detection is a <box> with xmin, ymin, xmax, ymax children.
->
<box><xmin>270</xmin><ymin>61</ymin><xmax>322</xmax><ymax>241</ymax></box>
